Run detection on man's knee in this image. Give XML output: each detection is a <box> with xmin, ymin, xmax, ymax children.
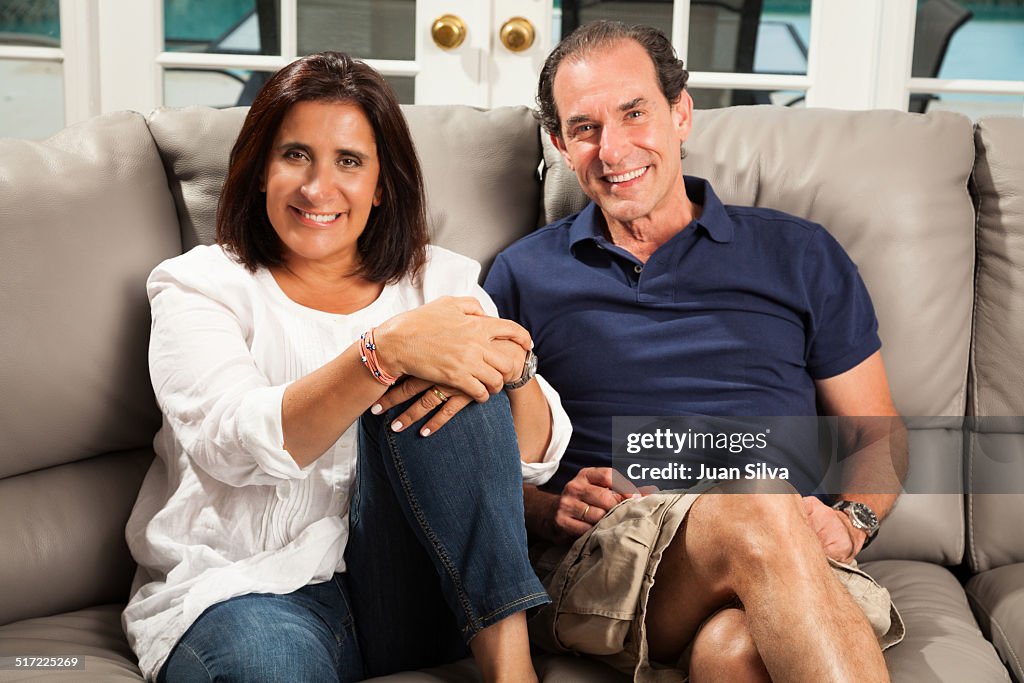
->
<box><xmin>684</xmin><ymin>482</ymin><xmax>809</xmax><ymax>572</ymax></box>
<box><xmin>689</xmin><ymin>608</ymin><xmax>769</xmax><ymax>683</ymax></box>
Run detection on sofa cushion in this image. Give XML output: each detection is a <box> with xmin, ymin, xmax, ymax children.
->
<box><xmin>0</xmin><ymin>605</ymin><xmax>142</xmax><ymax>681</ymax></box>
<box><xmin>863</xmin><ymin>560</ymin><xmax>1011</xmax><ymax>682</ymax></box>
<box><xmin>0</xmin><ymin>450</ymin><xmax>150</xmax><ymax>628</ymax></box>
<box><xmin>147</xmin><ymin>104</ymin><xmax>542</xmax><ymax>277</ymax></box>
<box><xmin>0</xmin><ymin>111</ymin><xmax>178</xmax><ymax>479</ymax></box>
<box><xmin>967</xmin><ymin>117</ymin><xmax>1024</xmax><ymax>573</ymax></box>
<box><xmin>967</xmin><ymin>563</ymin><xmax>1024</xmax><ymax>683</ymax></box>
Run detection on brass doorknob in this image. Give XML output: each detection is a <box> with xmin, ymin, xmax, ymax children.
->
<box><xmin>431</xmin><ymin>14</ymin><xmax>467</xmax><ymax>50</ymax></box>
<box><xmin>500</xmin><ymin>16</ymin><xmax>535</xmax><ymax>53</ymax></box>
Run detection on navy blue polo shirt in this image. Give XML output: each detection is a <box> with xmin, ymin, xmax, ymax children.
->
<box><xmin>484</xmin><ymin>177</ymin><xmax>880</xmax><ymax>493</ymax></box>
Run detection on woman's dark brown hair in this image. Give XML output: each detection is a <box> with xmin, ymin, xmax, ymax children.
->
<box><xmin>217</xmin><ymin>51</ymin><xmax>427</xmax><ymax>283</ymax></box>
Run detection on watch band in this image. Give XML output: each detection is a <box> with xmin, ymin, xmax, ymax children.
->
<box><xmin>504</xmin><ymin>349</ymin><xmax>537</xmax><ymax>390</ymax></box>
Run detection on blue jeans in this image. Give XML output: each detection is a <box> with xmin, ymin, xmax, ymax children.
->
<box><xmin>157</xmin><ymin>575</ymin><xmax>363</xmax><ymax>682</ymax></box>
<box><xmin>159</xmin><ymin>391</ymin><xmax>548</xmax><ymax>681</ymax></box>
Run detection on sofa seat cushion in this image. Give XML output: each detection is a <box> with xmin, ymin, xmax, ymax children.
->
<box><xmin>863</xmin><ymin>560</ymin><xmax>1010</xmax><ymax>682</ymax></box>
<box><xmin>967</xmin><ymin>563</ymin><xmax>1024</xmax><ymax>682</ymax></box>
<box><xmin>0</xmin><ymin>605</ymin><xmax>141</xmax><ymax>681</ymax></box>
<box><xmin>366</xmin><ymin>654</ymin><xmax>629</xmax><ymax>682</ymax></box>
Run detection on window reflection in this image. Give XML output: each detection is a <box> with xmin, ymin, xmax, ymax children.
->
<box><xmin>0</xmin><ymin>0</ymin><xmax>60</xmax><ymax>45</ymax></box>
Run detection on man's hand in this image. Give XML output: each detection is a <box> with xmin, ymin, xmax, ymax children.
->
<box><xmin>525</xmin><ymin>467</ymin><xmax>648</xmax><ymax>544</ymax></box>
<box><xmin>802</xmin><ymin>496</ymin><xmax>865</xmax><ymax>564</ymax></box>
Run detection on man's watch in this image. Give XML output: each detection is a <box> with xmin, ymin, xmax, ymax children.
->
<box><xmin>504</xmin><ymin>349</ymin><xmax>537</xmax><ymax>390</ymax></box>
<box><xmin>832</xmin><ymin>500</ymin><xmax>880</xmax><ymax>549</ymax></box>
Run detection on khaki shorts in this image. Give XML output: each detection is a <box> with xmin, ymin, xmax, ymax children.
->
<box><xmin>528</xmin><ymin>493</ymin><xmax>905</xmax><ymax>683</ymax></box>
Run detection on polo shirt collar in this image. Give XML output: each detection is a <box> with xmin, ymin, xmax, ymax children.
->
<box><xmin>568</xmin><ymin>175</ymin><xmax>735</xmax><ymax>251</ymax></box>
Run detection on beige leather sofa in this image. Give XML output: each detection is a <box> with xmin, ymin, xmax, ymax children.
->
<box><xmin>1</xmin><ymin>103</ymin><xmax>1021</xmax><ymax>682</ymax></box>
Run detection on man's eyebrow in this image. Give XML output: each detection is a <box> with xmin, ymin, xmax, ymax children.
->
<box><xmin>619</xmin><ymin>97</ymin><xmax>645</xmax><ymax>112</ymax></box>
<box><xmin>565</xmin><ymin>113</ymin><xmax>593</xmax><ymax>129</ymax></box>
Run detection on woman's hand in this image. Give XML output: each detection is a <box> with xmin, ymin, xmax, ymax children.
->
<box><xmin>373</xmin><ymin>339</ymin><xmax>530</xmax><ymax>436</ymax></box>
<box><xmin>373</xmin><ymin>297</ymin><xmax>532</xmax><ymax>403</ymax></box>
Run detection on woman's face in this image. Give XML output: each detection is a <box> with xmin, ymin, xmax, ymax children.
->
<box><xmin>263</xmin><ymin>99</ymin><xmax>382</xmax><ymax>272</ymax></box>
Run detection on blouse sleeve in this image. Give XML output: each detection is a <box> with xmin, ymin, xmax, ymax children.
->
<box><xmin>147</xmin><ymin>257</ymin><xmax>310</xmax><ymax>487</ymax></box>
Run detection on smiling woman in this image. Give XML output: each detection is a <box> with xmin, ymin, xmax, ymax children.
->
<box><xmin>121</xmin><ymin>52</ymin><xmax>571</xmax><ymax>683</ymax></box>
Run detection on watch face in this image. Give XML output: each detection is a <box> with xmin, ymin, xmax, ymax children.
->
<box><xmin>850</xmin><ymin>504</ymin><xmax>879</xmax><ymax>530</ymax></box>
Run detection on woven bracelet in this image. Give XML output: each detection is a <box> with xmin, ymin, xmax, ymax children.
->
<box><xmin>360</xmin><ymin>328</ymin><xmax>399</xmax><ymax>386</ymax></box>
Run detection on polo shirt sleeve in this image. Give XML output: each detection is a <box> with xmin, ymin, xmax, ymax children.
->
<box><xmin>803</xmin><ymin>228</ymin><xmax>881</xmax><ymax>380</ymax></box>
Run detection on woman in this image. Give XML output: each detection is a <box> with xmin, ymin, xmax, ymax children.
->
<box><xmin>123</xmin><ymin>52</ymin><xmax>570</xmax><ymax>682</ymax></box>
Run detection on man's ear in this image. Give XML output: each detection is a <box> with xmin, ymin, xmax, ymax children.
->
<box><xmin>673</xmin><ymin>90</ymin><xmax>694</xmax><ymax>144</ymax></box>
<box><xmin>550</xmin><ymin>132</ymin><xmax>574</xmax><ymax>171</ymax></box>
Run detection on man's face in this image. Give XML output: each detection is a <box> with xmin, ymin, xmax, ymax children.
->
<box><xmin>551</xmin><ymin>40</ymin><xmax>692</xmax><ymax>228</ymax></box>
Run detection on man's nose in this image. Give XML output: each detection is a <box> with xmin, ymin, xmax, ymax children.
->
<box><xmin>598</xmin><ymin>124</ymin><xmax>629</xmax><ymax>166</ymax></box>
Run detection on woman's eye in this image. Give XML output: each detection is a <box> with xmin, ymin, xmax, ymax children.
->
<box><xmin>285</xmin><ymin>150</ymin><xmax>307</xmax><ymax>161</ymax></box>
<box><xmin>339</xmin><ymin>158</ymin><xmax>360</xmax><ymax>167</ymax></box>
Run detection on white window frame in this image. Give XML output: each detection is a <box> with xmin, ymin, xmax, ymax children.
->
<box><xmin>3</xmin><ymin>0</ymin><xmax>1023</xmax><ymax>130</ymax></box>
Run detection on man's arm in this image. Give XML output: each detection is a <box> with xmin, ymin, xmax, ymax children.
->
<box><xmin>806</xmin><ymin>350</ymin><xmax>908</xmax><ymax>561</ymax></box>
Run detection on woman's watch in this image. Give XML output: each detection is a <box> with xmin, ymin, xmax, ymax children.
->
<box><xmin>504</xmin><ymin>349</ymin><xmax>537</xmax><ymax>390</ymax></box>
<box><xmin>832</xmin><ymin>500</ymin><xmax>880</xmax><ymax>549</ymax></box>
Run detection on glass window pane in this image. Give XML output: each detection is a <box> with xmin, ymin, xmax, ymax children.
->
<box><xmin>0</xmin><ymin>59</ymin><xmax>63</xmax><ymax>138</ymax></box>
<box><xmin>164</xmin><ymin>68</ymin><xmax>275</xmax><ymax>108</ymax></box>
<box><xmin>689</xmin><ymin>86</ymin><xmax>803</xmax><ymax>109</ymax></box>
<box><xmin>164</xmin><ymin>0</ymin><xmax>279</xmax><ymax>55</ymax></box>
<box><xmin>297</xmin><ymin>0</ymin><xmax>415</xmax><ymax>60</ymax></box>
<box><xmin>915</xmin><ymin>92</ymin><xmax>1024</xmax><ymax>119</ymax></box>
<box><xmin>384</xmin><ymin>75</ymin><xmax>415</xmax><ymax>105</ymax></box>
<box><xmin>555</xmin><ymin>1</ymin><xmax>810</xmax><ymax>76</ymax></box>
<box><xmin>0</xmin><ymin>0</ymin><xmax>60</xmax><ymax>45</ymax></box>
<box><xmin>913</xmin><ymin>0</ymin><xmax>1023</xmax><ymax>82</ymax></box>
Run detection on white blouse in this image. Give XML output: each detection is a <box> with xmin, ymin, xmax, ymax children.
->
<box><xmin>122</xmin><ymin>244</ymin><xmax>571</xmax><ymax>680</ymax></box>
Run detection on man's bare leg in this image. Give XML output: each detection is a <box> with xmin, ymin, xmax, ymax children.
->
<box><xmin>645</xmin><ymin>485</ymin><xmax>889</xmax><ymax>682</ymax></box>
<box><xmin>469</xmin><ymin>611</ymin><xmax>538</xmax><ymax>683</ymax></box>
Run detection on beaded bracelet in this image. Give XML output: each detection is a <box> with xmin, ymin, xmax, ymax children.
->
<box><xmin>360</xmin><ymin>328</ymin><xmax>398</xmax><ymax>386</ymax></box>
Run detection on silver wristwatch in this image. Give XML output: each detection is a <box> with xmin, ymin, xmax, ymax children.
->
<box><xmin>504</xmin><ymin>349</ymin><xmax>537</xmax><ymax>390</ymax></box>
<box><xmin>832</xmin><ymin>500</ymin><xmax>880</xmax><ymax>548</ymax></box>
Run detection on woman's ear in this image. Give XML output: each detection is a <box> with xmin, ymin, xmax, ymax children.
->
<box><xmin>373</xmin><ymin>186</ymin><xmax>382</xmax><ymax>207</ymax></box>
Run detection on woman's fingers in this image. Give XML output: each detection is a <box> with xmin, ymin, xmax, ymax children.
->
<box><xmin>385</xmin><ymin>384</ymin><xmax>474</xmax><ymax>438</ymax></box>
<box><xmin>372</xmin><ymin>377</ymin><xmax>433</xmax><ymax>414</ymax></box>
<box><xmin>417</xmin><ymin>393</ymin><xmax>473</xmax><ymax>437</ymax></box>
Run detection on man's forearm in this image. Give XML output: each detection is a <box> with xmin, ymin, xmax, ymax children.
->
<box><xmin>837</xmin><ymin>415</ymin><xmax>908</xmax><ymax>522</ymax></box>
<box><xmin>523</xmin><ymin>484</ymin><xmax>561</xmax><ymax>542</ymax></box>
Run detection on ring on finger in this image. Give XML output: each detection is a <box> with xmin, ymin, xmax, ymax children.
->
<box><xmin>431</xmin><ymin>387</ymin><xmax>450</xmax><ymax>403</ymax></box>
<box><xmin>578</xmin><ymin>504</ymin><xmax>591</xmax><ymax>521</ymax></box>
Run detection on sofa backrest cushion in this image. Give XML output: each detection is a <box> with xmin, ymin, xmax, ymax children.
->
<box><xmin>148</xmin><ymin>104</ymin><xmax>542</xmax><ymax>276</ymax></box>
<box><xmin>967</xmin><ymin>117</ymin><xmax>1024</xmax><ymax>573</ymax></box>
<box><xmin>0</xmin><ymin>111</ymin><xmax>180</xmax><ymax>624</ymax></box>
<box><xmin>542</xmin><ymin>106</ymin><xmax>977</xmax><ymax>564</ymax></box>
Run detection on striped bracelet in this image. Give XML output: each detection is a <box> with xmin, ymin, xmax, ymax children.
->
<box><xmin>360</xmin><ymin>328</ymin><xmax>399</xmax><ymax>386</ymax></box>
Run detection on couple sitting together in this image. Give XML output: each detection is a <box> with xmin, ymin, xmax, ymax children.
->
<box><xmin>123</xmin><ymin>19</ymin><xmax>906</xmax><ymax>683</ymax></box>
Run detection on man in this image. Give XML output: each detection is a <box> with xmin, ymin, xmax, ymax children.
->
<box><xmin>483</xmin><ymin>21</ymin><xmax>907</xmax><ymax>683</ymax></box>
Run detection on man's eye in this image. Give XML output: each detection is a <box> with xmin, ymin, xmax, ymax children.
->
<box><xmin>627</xmin><ymin>110</ymin><xmax>643</xmax><ymax>119</ymax></box>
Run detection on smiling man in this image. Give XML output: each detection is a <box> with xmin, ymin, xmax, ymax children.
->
<box><xmin>484</xmin><ymin>21</ymin><xmax>907</xmax><ymax>683</ymax></box>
